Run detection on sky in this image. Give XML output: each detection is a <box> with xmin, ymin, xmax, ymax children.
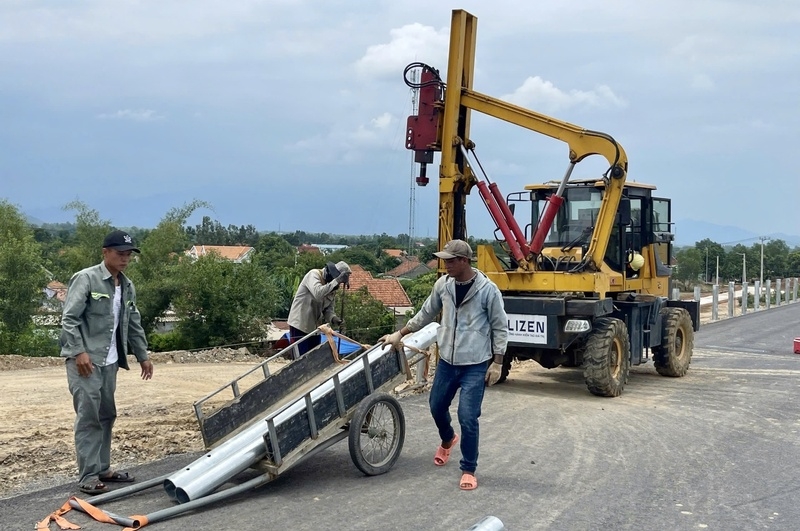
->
<box><xmin>1</xmin><ymin>0</ymin><xmax>798</xmax><ymax>245</ymax></box>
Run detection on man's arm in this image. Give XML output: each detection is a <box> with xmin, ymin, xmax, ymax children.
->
<box><xmin>60</xmin><ymin>273</ymin><xmax>89</xmax><ymax>359</ymax></box>
<box><xmin>126</xmin><ymin>283</ymin><xmax>153</xmax><ymax>380</ymax></box>
<box><xmin>306</xmin><ymin>270</ymin><xmax>339</xmax><ymax>301</ymax></box>
<box><xmin>487</xmin><ymin>285</ymin><xmax>509</xmax><ymax>357</ymax></box>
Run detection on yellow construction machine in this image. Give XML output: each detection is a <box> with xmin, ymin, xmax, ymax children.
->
<box><xmin>404</xmin><ymin>9</ymin><xmax>699</xmax><ymax>396</ymax></box>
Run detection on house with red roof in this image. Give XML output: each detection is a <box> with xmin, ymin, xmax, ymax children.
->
<box><xmin>186</xmin><ymin>245</ymin><xmax>255</xmax><ymax>263</ymax></box>
<box><xmin>348</xmin><ymin>265</ymin><xmax>413</xmax><ymax>323</ymax></box>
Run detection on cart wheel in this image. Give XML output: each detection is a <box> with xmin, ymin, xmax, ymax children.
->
<box><xmin>348</xmin><ymin>393</ymin><xmax>405</xmax><ymax>476</ymax></box>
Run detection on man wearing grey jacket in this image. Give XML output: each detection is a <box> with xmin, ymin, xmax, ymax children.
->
<box><xmin>60</xmin><ymin>230</ymin><xmax>153</xmax><ymax>495</ymax></box>
<box><xmin>380</xmin><ymin>239</ymin><xmax>508</xmax><ymax>491</ymax></box>
<box><xmin>287</xmin><ymin>260</ymin><xmax>351</xmax><ymax>356</ymax></box>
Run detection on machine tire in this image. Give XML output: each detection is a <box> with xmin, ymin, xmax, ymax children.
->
<box><xmin>582</xmin><ymin>317</ymin><xmax>630</xmax><ymax>397</ymax></box>
<box><xmin>348</xmin><ymin>393</ymin><xmax>405</xmax><ymax>476</ymax></box>
<box><xmin>653</xmin><ymin>307</ymin><xmax>694</xmax><ymax>377</ymax></box>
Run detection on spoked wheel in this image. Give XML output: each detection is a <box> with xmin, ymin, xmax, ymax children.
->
<box><xmin>348</xmin><ymin>393</ymin><xmax>405</xmax><ymax>476</ymax></box>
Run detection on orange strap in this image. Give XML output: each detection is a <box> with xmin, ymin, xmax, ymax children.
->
<box><xmin>37</xmin><ymin>500</ymin><xmax>81</xmax><ymax>531</ymax></box>
<box><xmin>37</xmin><ymin>497</ymin><xmax>149</xmax><ymax>531</ymax></box>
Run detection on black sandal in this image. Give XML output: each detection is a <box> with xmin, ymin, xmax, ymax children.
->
<box><xmin>100</xmin><ymin>471</ymin><xmax>135</xmax><ymax>483</ymax></box>
<box><xmin>79</xmin><ymin>481</ymin><xmax>109</xmax><ymax>495</ymax></box>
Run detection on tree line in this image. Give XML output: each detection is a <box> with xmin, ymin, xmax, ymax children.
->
<box><xmin>0</xmin><ymin>199</ymin><xmax>443</xmax><ymax>357</ymax></box>
<box><xmin>673</xmin><ymin>238</ymin><xmax>800</xmax><ymax>289</ymax></box>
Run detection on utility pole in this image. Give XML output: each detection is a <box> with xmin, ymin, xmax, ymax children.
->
<box><xmin>715</xmin><ymin>255</ymin><xmax>719</xmax><ymax>286</ymax></box>
<box><xmin>739</xmin><ymin>252</ymin><xmax>747</xmax><ymax>284</ymax></box>
<box><xmin>758</xmin><ymin>236</ymin><xmax>770</xmax><ymax>287</ymax></box>
<box><xmin>704</xmin><ymin>247</ymin><xmax>709</xmax><ymax>283</ymax></box>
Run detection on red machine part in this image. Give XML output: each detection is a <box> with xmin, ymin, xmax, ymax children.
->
<box><xmin>476</xmin><ymin>181</ymin><xmax>526</xmax><ymax>263</ymax></box>
<box><xmin>529</xmin><ymin>194</ymin><xmax>565</xmax><ymax>255</ymax></box>
<box><xmin>405</xmin><ymin>67</ymin><xmax>443</xmax><ymax>186</ymax></box>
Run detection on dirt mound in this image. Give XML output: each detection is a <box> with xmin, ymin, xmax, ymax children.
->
<box><xmin>0</xmin><ymin>347</ymin><xmax>264</xmax><ymax>371</ymax></box>
<box><xmin>0</xmin><ymin>348</ymin><xmax>273</xmax><ymax>501</ymax></box>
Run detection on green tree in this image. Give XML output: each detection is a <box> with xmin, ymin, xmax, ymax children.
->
<box><xmin>673</xmin><ymin>247</ymin><xmax>703</xmax><ymax>288</ymax></box>
<box><xmin>695</xmin><ymin>239</ymin><xmax>725</xmax><ymax>283</ymax></box>
<box><xmin>253</xmin><ymin>233</ymin><xmax>297</xmax><ymax>272</ymax></box>
<box><xmin>787</xmin><ymin>250</ymin><xmax>800</xmax><ymax>277</ymax></box>
<box><xmin>762</xmin><ymin>239</ymin><xmax>789</xmax><ymax>279</ymax></box>
<box><xmin>55</xmin><ymin>201</ymin><xmax>112</xmax><ymax>281</ymax></box>
<box><xmin>172</xmin><ymin>254</ymin><xmax>280</xmax><ymax>348</ymax></box>
<box><xmin>127</xmin><ymin>200</ymin><xmax>211</xmax><ymax>332</ymax></box>
<box><xmin>402</xmin><ymin>271</ymin><xmax>438</xmax><ymax>313</ymax></box>
<box><xmin>336</xmin><ymin>287</ymin><xmax>395</xmax><ymax>345</ymax></box>
<box><xmin>0</xmin><ymin>201</ymin><xmax>49</xmax><ymax>354</ymax></box>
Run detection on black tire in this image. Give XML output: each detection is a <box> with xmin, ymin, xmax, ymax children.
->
<box><xmin>582</xmin><ymin>317</ymin><xmax>630</xmax><ymax>397</ymax></box>
<box><xmin>495</xmin><ymin>355</ymin><xmax>513</xmax><ymax>384</ymax></box>
<box><xmin>348</xmin><ymin>393</ymin><xmax>405</xmax><ymax>476</ymax></box>
<box><xmin>653</xmin><ymin>307</ymin><xmax>694</xmax><ymax>377</ymax></box>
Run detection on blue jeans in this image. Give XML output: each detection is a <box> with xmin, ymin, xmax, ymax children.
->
<box><xmin>429</xmin><ymin>359</ymin><xmax>489</xmax><ymax>474</ymax></box>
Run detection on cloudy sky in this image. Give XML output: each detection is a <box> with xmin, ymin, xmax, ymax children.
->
<box><xmin>2</xmin><ymin>0</ymin><xmax>798</xmax><ymax>244</ymax></box>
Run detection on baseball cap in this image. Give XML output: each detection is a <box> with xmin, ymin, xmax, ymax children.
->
<box><xmin>433</xmin><ymin>239</ymin><xmax>473</xmax><ymax>260</ymax></box>
<box><xmin>103</xmin><ymin>230</ymin><xmax>140</xmax><ymax>253</ymax></box>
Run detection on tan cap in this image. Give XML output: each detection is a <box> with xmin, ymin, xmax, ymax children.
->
<box><xmin>433</xmin><ymin>239</ymin><xmax>473</xmax><ymax>260</ymax></box>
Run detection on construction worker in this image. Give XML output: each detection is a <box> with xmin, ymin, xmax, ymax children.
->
<box><xmin>288</xmin><ymin>261</ymin><xmax>351</xmax><ymax>356</ymax></box>
<box><xmin>380</xmin><ymin>239</ymin><xmax>507</xmax><ymax>491</ymax></box>
<box><xmin>60</xmin><ymin>230</ymin><xmax>153</xmax><ymax>495</ymax></box>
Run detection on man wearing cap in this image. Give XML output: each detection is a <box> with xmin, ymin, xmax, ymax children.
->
<box><xmin>287</xmin><ymin>260</ymin><xmax>351</xmax><ymax>357</ymax></box>
<box><xmin>60</xmin><ymin>230</ymin><xmax>153</xmax><ymax>495</ymax></box>
<box><xmin>380</xmin><ymin>239</ymin><xmax>507</xmax><ymax>491</ymax></box>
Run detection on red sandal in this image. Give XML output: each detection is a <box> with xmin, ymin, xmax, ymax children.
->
<box><xmin>434</xmin><ymin>434</ymin><xmax>458</xmax><ymax>466</ymax></box>
<box><xmin>460</xmin><ymin>472</ymin><xmax>478</xmax><ymax>491</ymax></box>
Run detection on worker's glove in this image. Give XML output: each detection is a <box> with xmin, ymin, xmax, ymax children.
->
<box><xmin>330</xmin><ymin>315</ymin><xmax>343</xmax><ymax>328</ymax></box>
<box><xmin>485</xmin><ymin>361</ymin><xmax>503</xmax><ymax>386</ymax></box>
<box><xmin>336</xmin><ymin>272</ymin><xmax>350</xmax><ymax>288</ymax></box>
<box><xmin>379</xmin><ymin>330</ymin><xmax>404</xmax><ymax>351</ymax></box>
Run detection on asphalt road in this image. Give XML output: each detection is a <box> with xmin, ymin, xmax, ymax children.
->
<box><xmin>5</xmin><ymin>303</ymin><xmax>800</xmax><ymax>531</ymax></box>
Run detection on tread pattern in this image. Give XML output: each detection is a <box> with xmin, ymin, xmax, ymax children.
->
<box><xmin>653</xmin><ymin>307</ymin><xmax>694</xmax><ymax>377</ymax></box>
<box><xmin>582</xmin><ymin>317</ymin><xmax>630</xmax><ymax>397</ymax></box>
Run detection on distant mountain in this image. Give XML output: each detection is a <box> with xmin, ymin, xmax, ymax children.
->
<box><xmin>674</xmin><ymin>219</ymin><xmax>800</xmax><ymax>247</ymax></box>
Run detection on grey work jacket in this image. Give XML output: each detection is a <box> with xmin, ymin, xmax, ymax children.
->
<box><xmin>287</xmin><ymin>268</ymin><xmax>338</xmax><ymax>333</ymax></box>
<box><xmin>60</xmin><ymin>261</ymin><xmax>149</xmax><ymax>370</ymax></box>
<box><xmin>406</xmin><ymin>268</ymin><xmax>508</xmax><ymax>365</ymax></box>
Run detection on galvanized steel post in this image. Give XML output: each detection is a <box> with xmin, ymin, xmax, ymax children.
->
<box><xmin>741</xmin><ymin>282</ymin><xmax>748</xmax><ymax>315</ymax></box>
<box><xmin>712</xmin><ymin>284</ymin><xmax>719</xmax><ymax>321</ymax></box>
<box><xmin>766</xmin><ymin>280</ymin><xmax>772</xmax><ymax>310</ymax></box>
<box><xmin>754</xmin><ymin>280</ymin><xmax>761</xmax><ymax>311</ymax></box>
<box><xmin>728</xmin><ymin>282</ymin><xmax>735</xmax><ymax>317</ymax></box>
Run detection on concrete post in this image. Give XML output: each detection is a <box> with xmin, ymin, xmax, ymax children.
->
<box><xmin>728</xmin><ymin>282</ymin><xmax>735</xmax><ymax>317</ymax></box>
<box><xmin>794</xmin><ymin>278</ymin><xmax>798</xmax><ymax>302</ymax></box>
<box><xmin>741</xmin><ymin>282</ymin><xmax>748</xmax><ymax>315</ymax></box>
<box><xmin>672</xmin><ymin>288</ymin><xmax>680</xmax><ymax>301</ymax></box>
<box><xmin>693</xmin><ymin>286</ymin><xmax>701</xmax><ymax>301</ymax></box>
<box><xmin>776</xmin><ymin>279</ymin><xmax>782</xmax><ymax>306</ymax></box>
<box><xmin>754</xmin><ymin>280</ymin><xmax>761</xmax><ymax>311</ymax></box>
<box><xmin>765</xmin><ymin>280</ymin><xmax>771</xmax><ymax>310</ymax></box>
<box><xmin>712</xmin><ymin>284</ymin><xmax>719</xmax><ymax>321</ymax></box>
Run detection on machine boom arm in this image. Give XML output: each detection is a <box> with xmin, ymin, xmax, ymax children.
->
<box><xmin>431</xmin><ymin>9</ymin><xmax>628</xmax><ymax>271</ymax></box>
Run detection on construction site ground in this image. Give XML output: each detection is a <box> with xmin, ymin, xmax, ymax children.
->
<box><xmin>2</xmin><ymin>302</ymin><xmax>799</xmax><ymax>530</ymax></box>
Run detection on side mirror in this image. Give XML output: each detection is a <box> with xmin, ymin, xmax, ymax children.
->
<box><xmin>616</xmin><ymin>198</ymin><xmax>631</xmax><ymax>225</ymax></box>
